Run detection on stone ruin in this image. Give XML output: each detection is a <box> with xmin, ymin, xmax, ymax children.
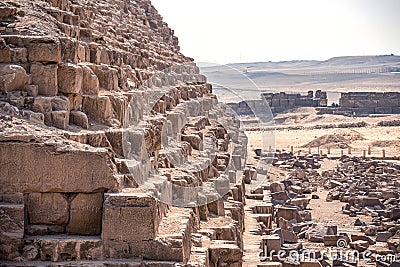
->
<box><xmin>227</xmin><ymin>91</ymin><xmax>328</xmax><ymax>116</ymax></box>
<box><xmin>339</xmin><ymin>92</ymin><xmax>400</xmax><ymax>116</ymax></box>
<box><xmin>0</xmin><ymin>0</ymin><xmax>251</xmax><ymax>266</ymax></box>
<box><xmin>247</xmin><ymin>150</ymin><xmax>400</xmax><ymax>267</ymax></box>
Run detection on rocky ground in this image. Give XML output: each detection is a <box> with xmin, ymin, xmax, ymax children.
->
<box><xmin>242</xmin><ymin>108</ymin><xmax>400</xmax><ymax>267</ymax></box>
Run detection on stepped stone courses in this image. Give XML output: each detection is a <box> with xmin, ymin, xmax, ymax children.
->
<box><xmin>0</xmin><ymin>0</ymin><xmax>249</xmax><ymax>266</ymax></box>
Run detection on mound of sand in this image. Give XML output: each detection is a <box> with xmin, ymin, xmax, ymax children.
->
<box><xmin>301</xmin><ymin>129</ymin><xmax>366</xmax><ymax>149</ymax></box>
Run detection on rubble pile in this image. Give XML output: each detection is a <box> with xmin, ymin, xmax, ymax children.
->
<box><xmin>245</xmin><ymin>152</ymin><xmax>400</xmax><ymax>267</ymax></box>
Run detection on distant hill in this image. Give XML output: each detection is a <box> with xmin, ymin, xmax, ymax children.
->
<box><xmin>199</xmin><ymin>55</ymin><xmax>400</xmax><ymax>103</ymax></box>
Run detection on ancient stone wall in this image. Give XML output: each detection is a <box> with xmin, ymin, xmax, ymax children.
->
<box><xmin>339</xmin><ymin>92</ymin><xmax>400</xmax><ymax>115</ymax></box>
<box><xmin>228</xmin><ymin>90</ymin><xmax>328</xmax><ymax>116</ymax></box>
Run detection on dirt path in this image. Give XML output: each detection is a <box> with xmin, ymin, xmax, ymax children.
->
<box><xmin>242</xmin><ymin>197</ymin><xmax>263</xmax><ymax>267</ymax></box>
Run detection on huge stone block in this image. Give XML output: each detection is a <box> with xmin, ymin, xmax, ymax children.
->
<box><xmin>102</xmin><ymin>193</ymin><xmax>164</xmax><ymax>242</ymax></box>
<box><xmin>69</xmin><ymin>110</ymin><xmax>89</xmax><ymax>129</ymax></box>
<box><xmin>57</xmin><ymin>63</ymin><xmax>83</xmax><ymax>94</ymax></box>
<box><xmin>82</xmin><ymin>65</ymin><xmax>99</xmax><ymax>95</ymax></box>
<box><xmin>26</xmin><ymin>193</ymin><xmax>69</xmax><ymax>225</ymax></box>
<box><xmin>0</xmin><ymin>142</ymin><xmax>118</xmax><ymax>193</ymax></box>
<box><xmin>50</xmin><ymin>110</ymin><xmax>69</xmax><ymax>129</ymax></box>
<box><xmin>89</xmin><ymin>64</ymin><xmax>118</xmax><ymax>91</ymax></box>
<box><xmin>0</xmin><ymin>64</ymin><xmax>29</xmax><ymax>92</ymax></box>
<box><xmin>67</xmin><ymin>193</ymin><xmax>103</xmax><ymax>235</ymax></box>
<box><xmin>82</xmin><ymin>95</ymin><xmax>113</xmax><ymax>124</ymax></box>
<box><xmin>30</xmin><ymin>63</ymin><xmax>58</xmax><ymax>96</ymax></box>
<box><xmin>27</xmin><ymin>38</ymin><xmax>61</xmax><ymax>63</ymax></box>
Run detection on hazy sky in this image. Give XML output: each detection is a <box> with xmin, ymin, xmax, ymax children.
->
<box><xmin>151</xmin><ymin>0</ymin><xmax>400</xmax><ymax>64</ymax></box>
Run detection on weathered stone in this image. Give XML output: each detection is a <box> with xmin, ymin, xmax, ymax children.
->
<box><xmin>349</xmin><ymin>240</ymin><xmax>369</xmax><ymax>252</ymax></box>
<box><xmin>102</xmin><ymin>193</ymin><xmax>164</xmax><ymax>242</ymax></box>
<box><xmin>57</xmin><ymin>63</ymin><xmax>83</xmax><ymax>94</ymax></box>
<box><xmin>67</xmin><ymin>193</ymin><xmax>103</xmax><ymax>235</ymax></box>
<box><xmin>276</xmin><ymin>207</ymin><xmax>303</xmax><ymax>223</ymax></box>
<box><xmin>0</xmin><ymin>203</ymin><xmax>24</xmax><ymax>261</ymax></box>
<box><xmin>182</xmin><ymin>134</ymin><xmax>202</xmax><ymax>150</ymax></box>
<box><xmin>209</xmin><ymin>242</ymin><xmax>243</xmax><ymax>267</ymax></box>
<box><xmin>0</xmin><ymin>142</ymin><xmax>118</xmax><ymax>193</ymax></box>
<box><xmin>0</xmin><ymin>64</ymin><xmax>29</xmax><ymax>92</ymax></box>
<box><xmin>27</xmin><ymin>38</ymin><xmax>61</xmax><ymax>63</ymax></box>
<box><xmin>257</xmin><ymin>214</ymin><xmax>273</xmax><ymax>229</ymax></box>
<box><xmin>89</xmin><ymin>64</ymin><xmax>118</xmax><ymax>91</ymax></box>
<box><xmin>25</xmin><ymin>84</ymin><xmax>38</xmax><ymax>97</ymax></box>
<box><xmin>82</xmin><ymin>65</ymin><xmax>99</xmax><ymax>95</ymax></box>
<box><xmin>351</xmin><ymin>234</ymin><xmax>376</xmax><ymax>245</ymax></box>
<box><xmin>323</xmin><ymin>235</ymin><xmax>342</xmax><ymax>246</ymax></box>
<box><xmin>26</xmin><ymin>193</ymin><xmax>69</xmax><ymax>225</ymax></box>
<box><xmin>82</xmin><ymin>95</ymin><xmax>113</xmax><ymax>124</ymax></box>
<box><xmin>270</xmin><ymin>181</ymin><xmax>285</xmax><ymax>193</ymax></box>
<box><xmin>51</xmin><ymin>110</ymin><xmax>69</xmax><ymax>129</ymax></box>
<box><xmin>282</xmin><ymin>229</ymin><xmax>298</xmax><ymax>243</ymax></box>
<box><xmin>376</xmin><ymin>232</ymin><xmax>393</xmax><ymax>242</ymax></box>
<box><xmin>262</xmin><ymin>235</ymin><xmax>282</xmax><ymax>255</ymax></box>
<box><xmin>69</xmin><ymin>110</ymin><xmax>89</xmax><ymax>129</ymax></box>
<box><xmin>51</xmin><ymin>96</ymin><xmax>70</xmax><ymax>111</ymax></box>
<box><xmin>30</xmin><ymin>63</ymin><xmax>58</xmax><ymax>96</ymax></box>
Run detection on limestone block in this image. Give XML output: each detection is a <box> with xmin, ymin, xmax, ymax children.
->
<box><xmin>209</xmin><ymin>242</ymin><xmax>243</xmax><ymax>267</ymax></box>
<box><xmin>0</xmin><ymin>203</ymin><xmax>24</xmax><ymax>234</ymax></box>
<box><xmin>50</xmin><ymin>110</ymin><xmax>69</xmax><ymax>129</ymax></box>
<box><xmin>51</xmin><ymin>96</ymin><xmax>70</xmax><ymax>111</ymax></box>
<box><xmin>257</xmin><ymin>214</ymin><xmax>273</xmax><ymax>229</ymax></box>
<box><xmin>31</xmin><ymin>96</ymin><xmax>52</xmax><ymax>113</ymax></box>
<box><xmin>102</xmin><ymin>193</ymin><xmax>163</xmax><ymax>242</ymax></box>
<box><xmin>89</xmin><ymin>64</ymin><xmax>118</xmax><ymax>91</ymax></box>
<box><xmin>282</xmin><ymin>229</ymin><xmax>298</xmax><ymax>243</ymax></box>
<box><xmin>59</xmin><ymin>37</ymin><xmax>78</xmax><ymax>63</ymax></box>
<box><xmin>28</xmin><ymin>236</ymin><xmax>103</xmax><ymax>262</ymax></box>
<box><xmin>182</xmin><ymin>134</ymin><xmax>202</xmax><ymax>150</ymax></box>
<box><xmin>67</xmin><ymin>193</ymin><xmax>103</xmax><ymax>235</ymax></box>
<box><xmin>207</xmin><ymin>198</ymin><xmax>225</xmax><ymax>216</ymax></box>
<box><xmin>10</xmin><ymin>48</ymin><xmax>28</xmax><ymax>63</ymax></box>
<box><xmin>0</xmin><ymin>142</ymin><xmax>118</xmax><ymax>193</ymax></box>
<box><xmin>104</xmin><ymin>238</ymin><xmax>186</xmax><ymax>262</ymax></box>
<box><xmin>276</xmin><ymin>207</ymin><xmax>303</xmax><ymax>223</ymax></box>
<box><xmin>376</xmin><ymin>232</ymin><xmax>393</xmax><ymax>242</ymax></box>
<box><xmin>0</xmin><ymin>39</ymin><xmax>11</xmax><ymax>63</ymax></box>
<box><xmin>25</xmin><ymin>84</ymin><xmax>38</xmax><ymax>97</ymax></box>
<box><xmin>69</xmin><ymin>110</ymin><xmax>89</xmax><ymax>129</ymax></box>
<box><xmin>262</xmin><ymin>235</ymin><xmax>281</xmax><ymax>255</ymax></box>
<box><xmin>82</xmin><ymin>65</ymin><xmax>99</xmax><ymax>95</ymax></box>
<box><xmin>270</xmin><ymin>181</ymin><xmax>285</xmax><ymax>193</ymax></box>
<box><xmin>26</xmin><ymin>193</ymin><xmax>69</xmax><ymax>225</ymax></box>
<box><xmin>27</xmin><ymin>38</ymin><xmax>61</xmax><ymax>63</ymax></box>
<box><xmin>77</xmin><ymin>42</ymin><xmax>88</xmax><ymax>62</ymax></box>
<box><xmin>57</xmin><ymin>63</ymin><xmax>83</xmax><ymax>94</ymax></box>
<box><xmin>0</xmin><ymin>64</ymin><xmax>29</xmax><ymax>92</ymax></box>
<box><xmin>22</xmin><ymin>110</ymin><xmax>44</xmax><ymax>124</ymax></box>
<box><xmin>30</xmin><ymin>63</ymin><xmax>58</xmax><ymax>96</ymax></box>
<box><xmin>82</xmin><ymin>95</ymin><xmax>113</xmax><ymax>124</ymax></box>
<box><xmin>323</xmin><ymin>235</ymin><xmax>342</xmax><ymax>246</ymax></box>
<box><xmin>254</xmin><ymin>204</ymin><xmax>274</xmax><ymax>215</ymax></box>
<box><xmin>66</xmin><ymin>93</ymin><xmax>83</xmax><ymax>111</ymax></box>
<box><xmin>0</xmin><ymin>203</ymin><xmax>24</xmax><ymax>261</ymax></box>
